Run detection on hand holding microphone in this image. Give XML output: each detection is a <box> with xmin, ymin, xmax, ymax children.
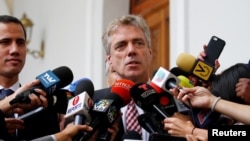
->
<box><xmin>176</xmin><ymin>53</ymin><xmax>216</xmax><ymax>83</ymax></box>
<box><xmin>11</xmin><ymin>66</ymin><xmax>73</xmax><ymax>121</ymax></box>
<box><xmin>0</xmin><ymin>79</ymin><xmax>48</xmax><ymax>116</ymax></box>
<box><xmin>150</xmin><ymin>67</ymin><xmax>190</xmax><ymax>113</ymax></box>
<box><xmin>64</xmin><ymin>78</ymin><xmax>94</xmax><ymax>125</ymax></box>
<box><xmin>80</xmin><ymin>79</ymin><xmax>134</xmax><ymax>141</ymax></box>
<box><xmin>10</xmin><ymin>66</ymin><xmax>74</xmax><ymax>105</ymax></box>
<box><xmin>176</xmin><ymin>36</ymin><xmax>225</xmax><ymax>85</ymax></box>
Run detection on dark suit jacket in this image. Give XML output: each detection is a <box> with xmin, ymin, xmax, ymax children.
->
<box><xmin>0</xmin><ymin>110</ymin><xmax>12</xmax><ymax>141</ymax></box>
<box><xmin>93</xmin><ymin>87</ymin><xmax>125</xmax><ymax>141</ymax></box>
<box><xmin>16</xmin><ymin>91</ymin><xmax>68</xmax><ymax>140</ymax></box>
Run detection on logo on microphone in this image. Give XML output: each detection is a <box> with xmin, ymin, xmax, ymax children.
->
<box><xmin>154</xmin><ymin>69</ymin><xmax>165</xmax><ymax>83</ymax></box>
<box><xmin>36</xmin><ymin>70</ymin><xmax>60</xmax><ymax>88</ymax></box>
<box><xmin>193</xmin><ymin>61</ymin><xmax>214</xmax><ymax>81</ymax></box>
<box><xmin>72</xmin><ymin>95</ymin><xmax>80</xmax><ymax>105</ymax></box>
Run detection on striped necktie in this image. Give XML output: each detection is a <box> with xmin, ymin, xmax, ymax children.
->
<box><xmin>125</xmin><ymin>100</ymin><xmax>142</xmax><ymax>135</ymax></box>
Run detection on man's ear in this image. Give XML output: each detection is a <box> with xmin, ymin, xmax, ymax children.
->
<box><xmin>148</xmin><ymin>48</ymin><xmax>153</xmax><ymax>62</ymax></box>
<box><xmin>106</xmin><ymin>55</ymin><xmax>112</xmax><ymax>65</ymax></box>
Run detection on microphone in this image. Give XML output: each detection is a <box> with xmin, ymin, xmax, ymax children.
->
<box><xmin>64</xmin><ymin>78</ymin><xmax>94</xmax><ymax>125</ymax></box>
<box><xmin>130</xmin><ymin>83</ymin><xmax>169</xmax><ymax>119</ymax></box>
<box><xmin>10</xmin><ymin>66</ymin><xmax>74</xmax><ymax>105</ymax></box>
<box><xmin>80</xmin><ymin>79</ymin><xmax>134</xmax><ymax>141</ymax></box>
<box><xmin>122</xmin><ymin>130</ymin><xmax>143</xmax><ymax>141</ymax></box>
<box><xmin>68</xmin><ymin>78</ymin><xmax>95</xmax><ymax>96</ymax></box>
<box><xmin>137</xmin><ymin>113</ymin><xmax>159</xmax><ymax>134</ymax></box>
<box><xmin>18</xmin><ymin>88</ymin><xmax>70</xmax><ymax>120</ymax></box>
<box><xmin>177</xmin><ymin>75</ymin><xmax>194</xmax><ymax>88</ymax></box>
<box><xmin>176</xmin><ymin>53</ymin><xmax>215</xmax><ymax>82</ymax></box>
<box><xmin>12</xmin><ymin>66</ymin><xmax>73</xmax><ymax>121</ymax></box>
<box><xmin>150</xmin><ymin>67</ymin><xmax>190</xmax><ymax>113</ymax></box>
<box><xmin>169</xmin><ymin>67</ymin><xmax>189</xmax><ymax>78</ymax></box>
<box><xmin>131</xmin><ymin>83</ymin><xmax>175</xmax><ymax>134</ymax></box>
<box><xmin>174</xmin><ymin>75</ymin><xmax>221</xmax><ymax>128</ymax></box>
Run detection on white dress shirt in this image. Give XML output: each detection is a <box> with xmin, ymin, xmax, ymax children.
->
<box><xmin>121</xmin><ymin>104</ymin><xmax>150</xmax><ymax>141</ymax></box>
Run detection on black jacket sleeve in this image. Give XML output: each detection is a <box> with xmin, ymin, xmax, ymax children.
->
<box><xmin>0</xmin><ymin>110</ymin><xmax>12</xmax><ymax>141</ymax></box>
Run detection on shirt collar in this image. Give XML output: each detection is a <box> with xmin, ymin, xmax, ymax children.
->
<box><xmin>0</xmin><ymin>81</ymin><xmax>20</xmax><ymax>91</ymax></box>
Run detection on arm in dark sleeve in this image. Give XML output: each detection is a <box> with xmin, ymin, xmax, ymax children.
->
<box><xmin>0</xmin><ymin>110</ymin><xmax>12</xmax><ymax>141</ymax></box>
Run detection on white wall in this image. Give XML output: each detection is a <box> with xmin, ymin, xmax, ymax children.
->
<box><xmin>1</xmin><ymin>0</ymin><xmax>249</xmax><ymax>89</ymax></box>
<box><xmin>10</xmin><ymin>0</ymin><xmax>129</xmax><ymax>89</ymax></box>
<box><xmin>170</xmin><ymin>0</ymin><xmax>250</xmax><ymax>73</ymax></box>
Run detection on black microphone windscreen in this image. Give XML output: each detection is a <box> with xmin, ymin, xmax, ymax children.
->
<box><xmin>74</xmin><ymin>78</ymin><xmax>94</xmax><ymax>97</ymax></box>
<box><xmin>53</xmin><ymin>89</ymin><xmax>69</xmax><ymax>114</ymax></box>
<box><xmin>52</xmin><ymin>66</ymin><xmax>74</xmax><ymax>88</ymax></box>
<box><xmin>138</xmin><ymin>113</ymin><xmax>158</xmax><ymax>134</ymax></box>
<box><xmin>170</xmin><ymin>67</ymin><xmax>189</xmax><ymax>77</ymax></box>
<box><xmin>130</xmin><ymin>83</ymin><xmax>158</xmax><ymax>110</ymax></box>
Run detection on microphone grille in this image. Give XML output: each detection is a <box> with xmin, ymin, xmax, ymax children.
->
<box><xmin>176</xmin><ymin>53</ymin><xmax>196</xmax><ymax>72</ymax></box>
<box><xmin>52</xmin><ymin>66</ymin><xmax>74</xmax><ymax>88</ymax></box>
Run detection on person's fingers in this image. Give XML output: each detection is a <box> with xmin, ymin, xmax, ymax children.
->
<box><xmin>15</xmin><ymin>80</ymin><xmax>40</xmax><ymax>94</ymax></box>
<box><xmin>5</xmin><ymin>118</ymin><xmax>24</xmax><ymax>130</ymax></box>
<box><xmin>12</xmin><ymin>107</ymin><xmax>25</xmax><ymax>114</ymax></box>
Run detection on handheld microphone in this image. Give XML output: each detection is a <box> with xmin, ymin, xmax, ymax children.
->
<box><xmin>150</xmin><ymin>67</ymin><xmax>190</xmax><ymax>113</ymax></box>
<box><xmin>18</xmin><ymin>89</ymin><xmax>70</xmax><ymax>120</ymax></box>
<box><xmin>10</xmin><ymin>66</ymin><xmax>74</xmax><ymax>105</ymax></box>
<box><xmin>80</xmin><ymin>79</ymin><xmax>134</xmax><ymax>141</ymax></box>
<box><xmin>177</xmin><ymin>75</ymin><xmax>194</xmax><ymax>88</ymax></box>
<box><xmin>130</xmin><ymin>83</ymin><xmax>169</xmax><ymax>119</ymax></box>
<box><xmin>13</xmin><ymin>66</ymin><xmax>73</xmax><ymax>121</ymax></box>
<box><xmin>176</xmin><ymin>53</ymin><xmax>215</xmax><ymax>82</ymax></box>
<box><xmin>130</xmin><ymin>83</ymin><xmax>174</xmax><ymax>135</ymax></box>
<box><xmin>68</xmin><ymin>78</ymin><xmax>95</xmax><ymax>96</ymax></box>
<box><xmin>169</xmin><ymin>67</ymin><xmax>189</xmax><ymax>78</ymax></box>
<box><xmin>137</xmin><ymin>113</ymin><xmax>159</xmax><ymax>134</ymax></box>
<box><xmin>174</xmin><ymin>75</ymin><xmax>221</xmax><ymax>128</ymax></box>
<box><xmin>64</xmin><ymin>78</ymin><xmax>94</xmax><ymax>125</ymax></box>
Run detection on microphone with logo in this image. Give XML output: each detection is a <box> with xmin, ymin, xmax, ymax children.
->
<box><xmin>130</xmin><ymin>83</ymin><xmax>173</xmax><ymax>135</ymax></box>
<box><xmin>130</xmin><ymin>83</ymin><xmax>170</xmax><ymax>120</ymax></box>
<box><xmin>80</xmin><ymin>79</ymin><xmax>134</xmax><ymax>141</ymax></box>
<box><xmin>150</xmin><ymin>67</ymin><xmax>190</xmax><ymax>113</ymax></box>
<box><xmin>11</xmin><ymin>66</ymin><xmax>73</xmax><ymax>120</ymax></box>
<box><xmin>177</xmin><ymin>75</ymin><xmax>221</xmax><ymax>128</ymax></box>
<box><xmin>176</xmin><ymin>53</ymin><xmax>216</xmax><ymax>84</ymax></box>
<box><xmin>10</xmin><ymin>66</ymin><xmax>74</xmax><ymax>105</ymax></box>
<box><xmin>64</xmin><ymin>78</ymin><xmax>95</xmax><ymax>141</ymax></box>
<box><xmin>64</xmin><ymin>78</ymin><xmax>94</xmax><ymax>126</ymax></box>
<box><xmin>17</xmin><ymin>89</ymin><xmax>70</xmax><ymax>120</ymax></box>
<box><xmin>166</xmin><ymin>68</ymin><xmax>221</xmax><ymax>128</ymax></box>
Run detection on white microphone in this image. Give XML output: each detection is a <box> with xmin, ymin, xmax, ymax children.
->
<box><xmin>64</xmin><ymin>91</ymin><xmax>93</xmax><ymax>125</ymax></box>
<box><xmin>150</xmin><ymin>67</ymin><xmax>189</xmax><ymax>113</ymax></box>
<box><xmin>151</xmin><ymin>67</ymin><xmax>180</xmax><ymax>93</ymax></box>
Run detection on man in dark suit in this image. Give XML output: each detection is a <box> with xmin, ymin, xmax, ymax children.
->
<box><xmin>0</xmin><ymin>15</ymin><xmax>64</xmax><ymax>141</ymax></box>
<box><xmin>93</xmin><ymin>14</ymin><xmax>153</xmax><ymax>141</ymax></box>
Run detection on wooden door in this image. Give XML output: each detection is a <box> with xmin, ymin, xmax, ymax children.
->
<box><xmin>130</xmin><ymin>0</ymin><xmax>170</xmax><ymax>78</ymax></box>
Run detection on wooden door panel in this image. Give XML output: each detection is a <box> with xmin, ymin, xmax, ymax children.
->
<box><xmin>130</xmin><ymin>0</ymin><xmax>169</xmax><ymax>78</ymax></box>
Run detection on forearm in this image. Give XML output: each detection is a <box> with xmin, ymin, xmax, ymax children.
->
<box><xmin>0</xmin><ymin>96</ymin><xmax>15</xmax><ymax>114</ymax></box>
<box><xmin>213</xmin><ymin>98</ymin><xmax>250</xmax><ymax>124</ymax></box>
<box><xmin>53</xmin><ymin>131</ymin><xmax>72</xmax><ymax>141</ymax></box>
<box><xmin>31</xmin><ymin>135</ymin><xmax>56</xmax><ymax>141</ymax></box>
<box><xmin>192</xmin><ymin>127</ymin><xmax>207</xmax><ymax>138</ymax></box>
